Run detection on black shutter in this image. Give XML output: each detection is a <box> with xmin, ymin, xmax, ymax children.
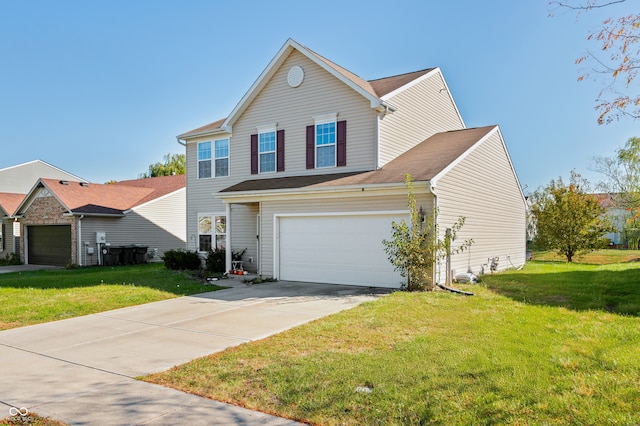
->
<box><xmin>277</xmin><ymin>129</ymin><xmax>285</xmax><ymax>172</ymax></box>
<box><xmin>306</xmin><ymin>125</ymin><xmax>315</xmax><ymax>169</ymax></box>
<box><xmin>250</xmin><ymin>134</ymin><xmax>258</xmax><ymax>174</ymax></box>
<box><xmin>337</xmin><ymin>120</ymin><xmax>347</xmax><ymax>167</ymax></box>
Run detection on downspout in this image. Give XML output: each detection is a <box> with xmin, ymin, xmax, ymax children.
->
<box><xmin>429</xmin><ymin>182</ymin><xmax>473</xmax><ymax>296</ymax></box>
<box><xmin>77</xmin><ymin>215</ymin><xmax>84</xmax><ymax>266</ymax></box>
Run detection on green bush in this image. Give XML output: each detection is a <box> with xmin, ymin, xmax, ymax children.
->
<box><xmin>0</xmin><ymin>253</ymin><xmax>22</xmax><ymax>266</ymax></box>
<box><xmin>162</xmin><ymin>249</ymin><xmax>202</xmax><ymax>270</ymax></box>
<box><xmin>206</xmin><ymin>249</ymin><xmax>226</xmax><ymax>273</ymax></box>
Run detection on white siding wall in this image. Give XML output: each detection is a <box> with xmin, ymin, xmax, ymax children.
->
<box><xmin>379</xmin><ymin>71</ymin><xmax>465</xmax><ymax>166</ymax></box>
<box><xmin>435</xmin><ymin>129</ymin><xmax>526</xmax><ymax>281</ymax></box>
<box><xmin>258</xmin><ymin>192</ymin><xmax>433</xmax><ymax>278</ymax></box>
<box><xmin>0</xmin><ymin>161</ymin><xmax>82</xmax><ymax>193</ymax></box>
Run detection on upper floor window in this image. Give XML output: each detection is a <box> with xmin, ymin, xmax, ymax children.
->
<box><xmin>198</xmin><ymin>139</ymin><xmax>229</xmax><ymax>179</ymax></box>
<box><xmin>251</xmin><ymin>126</ymin><xmax>285</xmax><ymax>175</ymax></box>
<box><xmin>306</xmin><ymin>115</ymin><xmax>346</xmax><ymax>170</ymax></box>
<box><xmin>198</xmin><ymin>141</ymin><xmax>212</xmax><ymax>178</ymax></box>
<box><xmin>259</xmin><ymin>131</ymin><xmax>276</xmax><ymax>173</ymax></box>
<box><xmin>316</xmin><ymin>122</ymin><xmax>336</xmax><ymax>168</ymax></box>
<box><xmin>214</xmin><ymin>139</ymin><xmax>229</xmax><ymax>177</ymax></box>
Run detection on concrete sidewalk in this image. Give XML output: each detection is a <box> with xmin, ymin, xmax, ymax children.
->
<box><xmin>0</xmin><ymin>280</ymin><xmax>391</xmax><ymax>425</ymax></box>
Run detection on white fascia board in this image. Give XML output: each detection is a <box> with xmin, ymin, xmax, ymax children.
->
<box><xmin>224</xmin><ymin>39</ymin><xmax>383</xmax><ymax>127</ymax></box>
<box><xmin>179</xmin><ymin>127</ymin><xmax>232</xmax><ymax>142</ymax></box>
<box><xmin>293</xmin><ymin>39</ymin><xmax>382</xmax><ymax>108</ymax></box>
<box><xmin>380</xmin><ymin>67</ymin><xmax>440</xmax><ymax>101</ymax></box>
<box><xmin>0</xmin><ymin>159</ymin><xmax>85</xmax><ymax>182</ymax></box>
<box><xmin>223</xmin><ymin>39</ymin><xmax>296</xmax><ymax>128</ymax></box>
<box><xmin>216</xmin><ymin>180</ymin><xmax>431</xmax><ymax>203</ymax></box>
<box><xmin>430</xmin><ymin>127</ymin><xmax>497</xmax><ymax>188</ymax></box>
<box><xmin>430</xmin><ymin>126</ymin><xmax>526</xmax><ymax>205</ymax></box>
<box><xmin>381</xmin><ymin>67</ymin><xmax>465</xmax><ymax>129</ymax></box>
<box><xmin>490</xmin><ymin>126</ymin><xmax>528</xmax><ymax>206</ymax></box>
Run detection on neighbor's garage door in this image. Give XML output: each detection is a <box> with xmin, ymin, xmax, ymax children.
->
<box><xmin>28</xmin><ymin>225</ymin><xmax>72</xmax><ymax>266</ymax></box>
<box><xmin>278</xmin><ymin>214</ymin><xmax>406</xmax><ymax>288</ymax></box>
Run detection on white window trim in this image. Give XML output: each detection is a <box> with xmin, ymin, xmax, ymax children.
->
<box><xmin>197</xmin><ymin>213</ymin><xmax>227</xmax><ymax>252</ymax></box>
<box><xmin>258</xmin><ymin>127</ymin><xmax>277</xmax><ymax>174</ymax></box>
<box><xmin>314</xmin><ymin>117</ymin><xmax>337</xmax><ymax>169</ymax></box>
<box><xmin>214</xmin><ymin>138</ymin><xmax>230</xmax><ymax>178</ymax></box>
<box><xmin>313</xmin><ymin>112</ymin><xmax>337</xmax><ymax>125</ymax></box>
<box><xmin>197</xmin><ymin>141</ymin><xmax>212</xmax><ymax>179</ymax></box>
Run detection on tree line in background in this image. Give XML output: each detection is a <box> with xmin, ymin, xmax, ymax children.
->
<box><xmin>530</xmin><ymin>137</ymin><xmax>640</xmax><ymax>261</ymax></box>
<box><xmin>529</xmin><ymin>1</ymin><xmax>640</xmax><ymax>261</ymax></box>
<box><xmin>140</xmin><ymin>153</ymin><xmax>186</xmax><ymax>178</ymax></box>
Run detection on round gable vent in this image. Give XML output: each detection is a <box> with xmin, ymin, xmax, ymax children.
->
<box><xmin>287</xmin><ymin>66</ymin><xmax>304</xmax><ymax>88</ymax></box>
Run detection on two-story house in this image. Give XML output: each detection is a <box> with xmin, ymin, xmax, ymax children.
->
<box><xmin>178</xmin><ymin>39</ymin><xmax>526</xmax><ymax>288</ymax></box>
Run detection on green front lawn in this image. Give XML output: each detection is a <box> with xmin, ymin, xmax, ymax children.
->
<box><xmin>0</xmin><ymin>263</ymin><xmax>220</xmax><ymax>330</ymax></box>
<box><xmin>145</xmin><ymin>254</ymin><xmax>640</xmax><ymax>425</ymax></box>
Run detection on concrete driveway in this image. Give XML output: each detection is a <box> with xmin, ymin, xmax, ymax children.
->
<box><xmin>0</xmin><ymin>280</ymin><xmax>391</xmax><ymax>425</ymax></box>
<box><xmin>0</xmin><ymin>264</ymin><xmax>58</xmax><ymax>274</ymax></box>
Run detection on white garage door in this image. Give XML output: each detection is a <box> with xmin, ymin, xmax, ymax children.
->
<box><xmin>278</xmin><ymin>214</ymin><xmax>406</xmax><ymax>288</ymax></box>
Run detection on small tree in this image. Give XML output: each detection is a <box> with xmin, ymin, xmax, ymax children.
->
<box><xmin>530</xmin><ymin>171</ymin><xmax>614</xmax><ymax>262</ymax></box>
<box><xmin>383</xmin><ymin>174</ymin><xmax>472</xmax><ymax>291</ymax></box>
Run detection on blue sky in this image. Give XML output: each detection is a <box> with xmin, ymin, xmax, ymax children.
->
<box><xmin>1</xmin><ymin>0</ymin><xmax>638</xmax><ymax>192</ymax></box>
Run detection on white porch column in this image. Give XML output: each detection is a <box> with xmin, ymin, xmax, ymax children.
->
<box><xmin>225</xmin><ymin>202</ymin><xmax>232</xmax><ymax>273</ymax></box>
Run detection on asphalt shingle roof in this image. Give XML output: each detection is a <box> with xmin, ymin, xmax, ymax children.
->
<box><xmin>220</xmin><ymin>126</ymin><xmax>496</xmax><ymax>194</ymax></box>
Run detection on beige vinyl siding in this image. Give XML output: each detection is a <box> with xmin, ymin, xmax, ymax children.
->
<box><xmin>132</xmin><ymin>189</ymin><xmax>186</xmax><ymax>243</ymax></box>
<box><xmin>0</xmin><ymin>161</ymin><xmax>82</xmax><ymax>193</ymax></box>
<box><xmin>232</xmin><ymin>50</ymin><xmax>378</xmax><ymax>176</ymax></box>
<box><xmin>434</xmin><ymin>129</ymin><xmax>526</xmax><ymax>281</ymax></box>
<box><xmin>229</xmin><ymin>203</ymin><xmax>259</xmax><ymax>273</ymax></box>
<box><xmin>184</xmin><ymin>50</ymin><xmax>382</xmax><ymax>253</ymax></box>
<box><xmin>78</xmin><ymin>191</ymin><xmax>186</xmax><ymax>266</ymax></box>
<box><xmin>379</xmin><ymin>71</ymin><xmax>465</xmax><ymax>166</ymax></box>
<box><xmin>1</xmin><ymin>218</ymin><xmax>15</xmax><ymax>254</ymax></box>
<box><xmin>257</xmin><ymin>192</ymin><xmax>433</xmax><ymax>278</ymax></box>
<box><xmin>185</xmin><ymin>133</ymin><xmax>231</xmax><ymax>252</ymax></box>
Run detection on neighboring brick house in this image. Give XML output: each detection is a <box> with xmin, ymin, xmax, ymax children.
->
<box><xmin>178</xmin><ymin>39</ymin><xmax>527</xmax><ymax>288</ymax></box>
<box><xmin>0</xmin><ymin>160</ymin><xmax>83</xmax><ymax>259</ymax></box>
<box><xmin>14</xmin><ymin>175</ymin><xmax>186</xmax><ymax>266</ymax></box>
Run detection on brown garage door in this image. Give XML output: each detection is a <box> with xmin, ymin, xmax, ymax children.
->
<box><xmin>28</xmin><ymin>225</ymin><xmax>72</xmax><ymax>266</ymax></box>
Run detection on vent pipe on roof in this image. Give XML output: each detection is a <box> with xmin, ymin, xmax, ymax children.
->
<box><xmin>59</xmin><ymin>180</ymin><xmax>69</xmax><ymax>185</ymax></box>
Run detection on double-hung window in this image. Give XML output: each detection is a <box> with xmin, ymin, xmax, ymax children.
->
<box><xmin>316</xmin><ymin>122</ymin><xmax>336</xmax><ymax>168</ymax></box>
<box><xmin>251</xmin><ymin>127</ymin><xmax>284</xmax><ymax>174</ymax></box>
<box><xmin>307</xmin><ymin>113</ymin><xmax>346</xmax><ymax>169</ymax></box>
<box><xmin>258</xmin><ymin>130</ymin><xmax>276</xmax><ymax>173</ymax></box>
<box><xmin>198</xmin><ymin>214</ymin><xmax>226</xmax><ymax>252</ymax></box>
<box><xmin>214</xmin><ymin>139</ymin><xmax>229</xmax><ymax>177</ymax></box>
<box><xmin>198</xmin><ymin>141</ymin><xmax>212</xmax><ymax>179</ymax></box>
<box><xmin>199</xmin><ymin>139</ymin><xmax>229</xmax><ymax>179</ymax></box>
